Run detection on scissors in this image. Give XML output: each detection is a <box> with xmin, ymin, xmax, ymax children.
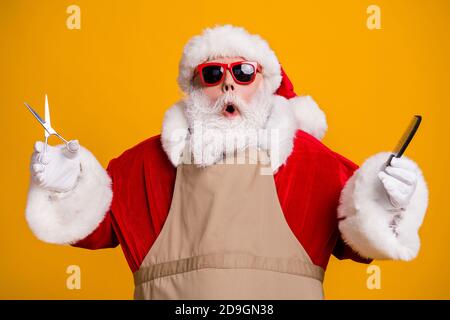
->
<box><xmin>24</xmin><ymin>94</ymin><xmax>78</xmax><ymax>165</ymax></box>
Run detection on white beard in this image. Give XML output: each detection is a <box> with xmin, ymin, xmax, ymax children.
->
<box><xmin>161</xmin><ymin>85</ymin><xmax>327</xmax><ymax>171</ymax></box>
<box><xmin>183</xmin><ymin>82</ymin><xmax>274</xmax><ymax>166</ymax></box>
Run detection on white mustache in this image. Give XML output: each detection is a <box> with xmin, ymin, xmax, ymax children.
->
<box><xmin>185</xmin><ymin>82</ymin><xmax>272</xmax><ymax>130</ymax></box>
<box><xmin>208</xmin><ymin>92</ymin><xmax>248</xmax><ymax>115</ymax></box>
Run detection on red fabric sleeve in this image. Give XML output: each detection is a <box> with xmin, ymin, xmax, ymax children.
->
<box><xmin>331</xmin><ymin>151</ymin><xmax>372</xmax><ymax>264</ymax></box>
<box><xmin>71</xmin><ymin>160</ymin><xmax>119</xmax><ymax>250</ymax></box>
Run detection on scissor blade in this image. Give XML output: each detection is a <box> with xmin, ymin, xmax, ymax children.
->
<box><xmin>44</xmin><ymin>94</ymin><xmax>50</xmax><ymax>138</ymax></box>
<box><xmin>24</xmin><ymin>102</ymin><xmax>52</xmax><ymax>135</ymax></box>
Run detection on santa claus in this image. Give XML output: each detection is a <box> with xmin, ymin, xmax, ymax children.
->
<box><xmin>26</xmin><ymin>25</ymin><xmax>429</xmax><ymax>299</ymax></box>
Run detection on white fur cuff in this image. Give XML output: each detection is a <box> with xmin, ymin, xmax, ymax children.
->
<box><xmin>25</xmin><ymin>146</ymin><xmax>113</xmax><ymax>245</ymax></box>
<box><xmin>337</xmin><ymin>152</ymin><xmax>429</xmax><ymax>260</ymax></box>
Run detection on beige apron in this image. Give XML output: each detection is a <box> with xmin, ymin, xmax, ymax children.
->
<box><xmin>133</xmin><ymin>149</ymin><xmax>325</xmax><ymax>299</ymax></box>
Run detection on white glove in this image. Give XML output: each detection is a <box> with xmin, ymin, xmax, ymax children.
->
<box><xmin>30</xmin><ymin>140</ymin><xmax>81</xmax><ymax>193</ymax></box>
<box><xmin>377</xmin><ymin>157</ymin><xmax>418</xmax><ymax>209</ymax></box>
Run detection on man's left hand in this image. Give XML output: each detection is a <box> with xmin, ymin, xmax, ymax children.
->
<box><xmin>378</xmin><ymin>157</ymin><xmax>418</xmax><ymax>209</ymax></box>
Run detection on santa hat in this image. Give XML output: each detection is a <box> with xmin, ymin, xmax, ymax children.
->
<box><xmin>177</xmin><ymin>24</ymin><xmax>327</xmax><ymax>140</ymax></box>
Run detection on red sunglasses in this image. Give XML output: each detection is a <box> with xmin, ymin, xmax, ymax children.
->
<box><xmin>195</xmin><ymin>61</ymin><xmax>261</xmax><ymax>86</ymax></box>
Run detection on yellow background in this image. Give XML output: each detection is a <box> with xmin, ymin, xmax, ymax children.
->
<box><xmin>1</xmin><ymin>0</ymin><xmax>449</xmax><ymax>299</ymax></box>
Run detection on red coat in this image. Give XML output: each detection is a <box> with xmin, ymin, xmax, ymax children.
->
<box><xmin>73</xmin><ymin>129</ymin><xmax>371</xmax><ymax>272</ymax></box>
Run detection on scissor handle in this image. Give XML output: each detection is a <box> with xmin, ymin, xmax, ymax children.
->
<box><xmin>53</xmin><ymin>133</ymin><xmax>79</xmax><ymax>155</ymax></box>
<box><xmin>66</xmin><ymin>140</ymin><xmax>79</xmax><ymax>153</ymax></box>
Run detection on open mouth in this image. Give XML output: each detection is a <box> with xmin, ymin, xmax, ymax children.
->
<box><xmin>222</xmin><ymin>103</ymin><xmax>240</xmax><ymax>118</ymax></box>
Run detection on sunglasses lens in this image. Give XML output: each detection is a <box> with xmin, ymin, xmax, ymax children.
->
<box><xmin>202</xmin><ymin>65</ymin><xmax>224</xmax><ymax>84</ymax></box>
<box><xmin>232</xmin><ymin>63</ymin><xmax>255</xmax><ymax>83</ymax></box>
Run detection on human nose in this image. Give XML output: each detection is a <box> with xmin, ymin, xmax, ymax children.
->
<box><xmin>221</xmin><ymin>69</ymin><xmax>236</xmax><ymax>93</ymax></box>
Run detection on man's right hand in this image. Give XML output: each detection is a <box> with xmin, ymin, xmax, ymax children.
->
<box><xmin>30</xmin><ymin>140</ymin><xmax>81</xmax><ymax>193</ymax></box>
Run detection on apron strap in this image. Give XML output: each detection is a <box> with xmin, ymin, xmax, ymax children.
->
<box><xmin>134</xmin><ymin>252</ymin><xmax>325</xmax><ymax>286</ymax></box>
